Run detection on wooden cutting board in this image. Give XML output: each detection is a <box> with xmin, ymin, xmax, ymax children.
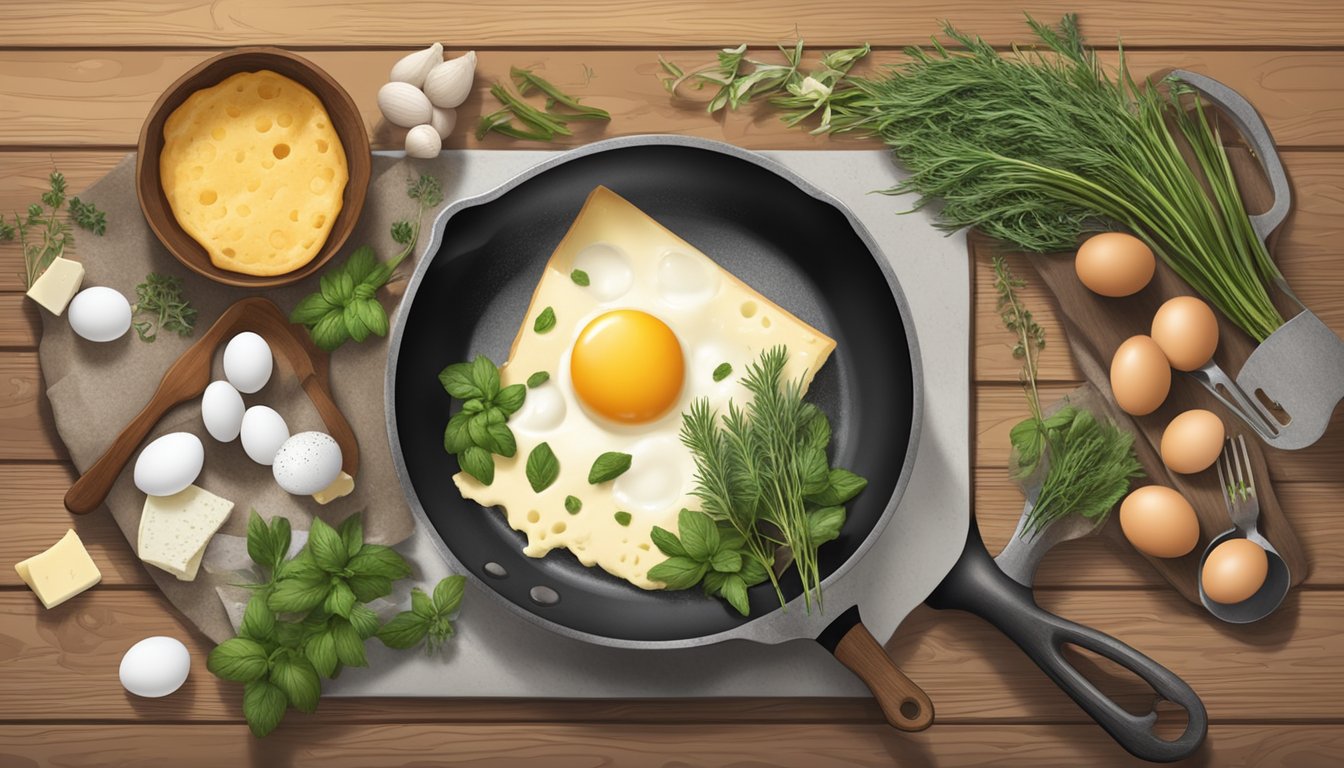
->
<box><xmin>971</xmin><ymin>145</ymin><xmax>1308</xmax><ymax>604</ymax></box>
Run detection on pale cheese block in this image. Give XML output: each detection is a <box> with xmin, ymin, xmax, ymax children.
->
<box><xmin>15</xmin><ymin>529</ymin><xmax>102</xmax><ymax>609</ymax></box>
<box><xmin>312</xmin><ymin>471</ymin><xmax>355</xmax><ymax>505</ymax></box>
<box><xmin>25</xmin><ymin>257</ymin><xmax>85</xmax><ymax>315</ymax></box>
<box><xmin>138</xmin><ymin>485</ymin><xmax>234</xmax><ymax>580</ymax></box>
<box><xmin>160</xmin><ymin>70</ymin><xmax>348</xmax><ymax>277</ymax></box>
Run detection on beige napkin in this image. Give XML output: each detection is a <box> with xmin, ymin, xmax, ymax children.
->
<box><xmin>39</xmin><ymin>154</ymin><xmax>451</xmax><ymax>643</ymax></box>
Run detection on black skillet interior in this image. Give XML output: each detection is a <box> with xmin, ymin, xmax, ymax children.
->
<box><xmin>394</xmin><ymin>144</ymin><xmax>914</xmax><ymax>642</ymax></box>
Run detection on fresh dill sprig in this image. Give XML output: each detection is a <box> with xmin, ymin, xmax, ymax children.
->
<box><xmin>131</xmin><ymin>272</ymin><xmax>197</xmax><ymax>342</ymax></box>
<box><xmin>475</xmin><ymin>68</ymin><xmax>610</xmax><ymax>142</ymax></box>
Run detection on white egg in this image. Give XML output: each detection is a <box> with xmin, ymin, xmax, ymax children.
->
<box><xmin>134</xmin><ymin>432</ymin><xmax>204</xmax><ymax>497</ymax></box>
<box><xmin>68</xmin><ymin>286</ymin><xmax>132</xmax><ymax>342</ymax></box>
<box><xmin>201</xmin><ymin>380</ymin><xmax>245</xmax><ymax>442</ymax></box>
<box><xmin>239</xmin><ymin>406</ymin><xmax>290</xmax><ymax>465</ymax></box>
<box><xmin>119</xmin><ymin>636</ymin><xmax>191</xmax><ymax>698</ymax></box>
<box><xmin>223</xmin><ymin>332</ymin><xmax>273</xmax><ymax>394</ymax></box>
<box><xmin>272</xmin><ymin>431</ymin><xmax>343</xmax><ymax>495</ymax></box>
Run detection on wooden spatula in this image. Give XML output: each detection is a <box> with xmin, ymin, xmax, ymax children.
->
<box><xmin>64</xmin><ymin>297</ymin><xmax>359</xmax><ymax>514</ymax></box>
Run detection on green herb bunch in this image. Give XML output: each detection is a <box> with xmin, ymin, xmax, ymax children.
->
<box><xmin>672</xmin><ymin>347</ymin><xmax>866</xmax><ymax>614</ymax></box>
<box><xmin>477</xmin><ymin>67</ymin><xmax>611</xmax><ymax>142</ymax></box>
<box><xmin>994</xmin><ymin>256</ymin><xmax>1143</xmax><ymax>534</ymax></box>
<box><xmin>208</xmin><ymin>511</ymin><xmax>465</xmax><ymax>737</ymax></box>
<box><xmin>438</xmin><ymin>356</ymin><xmax>527</xmax><ymax>486</ymax></box>
<box><xmin>0</xmin><ymin>171</ymin><xmax>106</xmax><ymax>288</ymax></box>
<box><xmin>290</xmin><ymin>174</ymin><xmax>443</xmax><ymax>351</ymax></box>
<box><xmin>130</xmin><ymin>272</ymin><xmax>197</xmax><ymax>342</ymax></box>
<box><xmin>648</xmin><ymin>507</ymin><xmax>771</xmax><ymax>615</ymax></box>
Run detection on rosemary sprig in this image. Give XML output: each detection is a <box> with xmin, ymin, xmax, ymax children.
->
<box><xmin>0</xmin><ymin>171</ymin><xmax>106</xmax><ymax>289</ymax></box>
<box><xmin>131</xmin><ymin>272</ymin><xmax>197</xmax><ymax>342</ymax></box>
<box><xmin>475</xmin><ymin>68</ymin><xmax>610</xmax><ymax>142</ymax></box>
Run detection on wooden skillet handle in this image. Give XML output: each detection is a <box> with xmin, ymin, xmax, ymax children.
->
<box><xmin>819</xmin><ymin>606</ymin><xmax>935</xmax><ymax>731</ymax></box>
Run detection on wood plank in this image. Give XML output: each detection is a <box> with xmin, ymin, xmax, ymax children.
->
<box><xmin>3</xmin><ymin>50</ymin><xmax>1344</xmax><ymax>150</ymax></box>
<box><xmin>2</xmin><ymin>588</ymin><xmax>1342</xmax><ymax>723</ymax></box>
<box><xmin>0</xmin><ymin>295</ymin><xmax>39</xmax><ymax>347</ymax></box>
<box><xmin>2</xmin><ymin>723</ymin><xmax>1340</xmax><ymax>768</ymax></box>
<box><xmin>2</xmin><ymin>1</ymin><xmax>1343</xmax><ymax>47</ymax></box>
<box><xmin>0</xmin><ymin>352</ymin><xmax>64</xmax><ymax>461</ymax></box>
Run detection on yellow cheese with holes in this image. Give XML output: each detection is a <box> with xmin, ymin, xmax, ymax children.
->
<box><xmin>15</xmin><ymin>529</ymin><xmax>102</xmax><ymax>609</ymax></box>
<box><xmin>160</xmin><ymin>70</ymin><xmax>348</xmax><ymax>276</ymax></box>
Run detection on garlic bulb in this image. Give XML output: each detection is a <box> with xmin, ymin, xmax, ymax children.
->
<box><xmin>389</xmin><ymin>42</ymin><xmax>443</xmax><ymax>89</ymax></box>
<box><xmin>377</xmin><ymin>82</ymin><xmax>433</xmax><ymax>128</ymax></box>
<box><xmin>429</xmin><ymin>106</ymin><xmax>457</xmax><ymax>139</ymax></box>
<box><xmin>405</xmin><ymin>124</ymin><xmax>442</xmax><ymax>159</ymax></box>
<box><xmin>423</xmin><ymin>51</ymin><xmax>477</xmax><ymax>109</ymax></box>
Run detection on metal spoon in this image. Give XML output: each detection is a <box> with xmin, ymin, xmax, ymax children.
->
<box><xmin>1198</xmin><ymin>435</ymin><xmax>1290</xmax><ymax>623</ymax></box>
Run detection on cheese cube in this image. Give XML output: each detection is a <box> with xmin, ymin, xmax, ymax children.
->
<box><xmin>138</xmin><ymin>485</ymin><xmax>234</xmax><ymax>581</ymax></box>
<box><xmin>25</xmin><ymin>257</ymin><xmax>85</xmax><ymax>315</ymax></box>
<box><xmin>312</xmin><ymin>471</ymin><xmax>355</xmax><ymax>505</ymax></box>
<box><xmin>14</xmin><ymin>529</ymin><xmax>102</xmax><ymax>609</ymax></box>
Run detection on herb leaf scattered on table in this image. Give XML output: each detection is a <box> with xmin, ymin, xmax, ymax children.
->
<box><xmin>290</xmin><ymin>174</ymin><xmax>443</xmax><ymax>351</ymax></box>
<box><xmin>0</xmin><ymin>171</ymin><xmax>106</xmax><ymax>289</ymax></box>
<box><xmin>476</xmin><ymin>68</ymin><xmax>611</xmax><ymax>142</ymax></box>
<box><xmin>130</xmin><ymin>272</ymin><xmax>197</xmax><ymax>342</ymax></box>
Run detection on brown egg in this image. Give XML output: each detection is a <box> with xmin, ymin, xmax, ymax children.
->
<box><xmin>1119</xmin><ymin>486</ymin><xmax>1201</xmax><ymax>558</ymax></box>
<box><xmin>1075</xmin><ymin>232</ymin><xmax>1156</xmax><ymax>297</ymax></box>
<box><xmin>1110</xmin><ymin>335</ymin><xmax>1172</xmax><ymax>416</ymax></box>
<box><xmin>1160</xmin><ymin>409</ymin><xmax>1226</xmax><ymax>474</ymax></box>
<box><xmin>1202</xmin><ymin>538</ymin><xmax>1269</xmax><ymax>604</ymax></box>
<box><xmin>1151</xmin><ymin>296</ymin><xmax>1220</xmax><ymax>371</ymax></box>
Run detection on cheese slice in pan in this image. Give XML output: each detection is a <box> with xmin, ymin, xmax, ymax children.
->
<box><xmin>138</xmin><ymin>485</ymin><xmax>234</xmax><ymax>581</ymax></box>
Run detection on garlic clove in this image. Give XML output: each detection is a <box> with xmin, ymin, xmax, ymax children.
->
<box><xmin>429</xmin><ymin>106</ymin><xmax>457</xmax><ymax>139</ymax></box>
<box><xmin>389</xmin><ymin>42</ymin><xmax>444</xmax><ymax>89</ymax></box>
<box><xmin>423</xmin><ymin>50</ymin><xmax>477</xmax><ymax>109</ymax></box>
<box><xmin>377</xmin><ymin>81</ymin><xmax>434</xmax><ymax>128</ymax></box>
<box><xmin>405</xmin><ymin>124</ymin><xmax>442</xmax><ymax>159</ymax></box>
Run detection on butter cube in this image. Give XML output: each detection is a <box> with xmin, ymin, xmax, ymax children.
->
<box><xmin>312</xmin><ymin>471</ymin><xmax>355</xmax><ymax>505</ymax></box>
<box><xmin>15</xmin><ymin>529</ymin><xmax>102</xmax><ymax>609</ymax></box>
<box><xmin>25</xmin><ymin>257</ymin><xmax>85</xmax><ymax>316</ymax></box>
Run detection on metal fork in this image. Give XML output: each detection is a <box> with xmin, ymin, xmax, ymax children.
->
<box><xmin>1198</xmin><ymin>435</ymin><xmax>1290</xmax><ymax>623</ymax></box>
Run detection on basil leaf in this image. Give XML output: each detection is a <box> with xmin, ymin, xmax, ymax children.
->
<box><xmin>461</xmin><ymin>398</ymin><xmax>485</xmax><ymax>414</ymax></box>
<box><xmin>411</xmin><ymin>588</ymin><xmax>435</xmax><ymax>619</ymax></box>
<box><xmin>712</xmin><ymin>362</ymin><xmax>732</xmax><ymax>382</ymax></box>
<box><xmin>433</xmin><ymin>575</ymin><xmax>466</xmax><ymax>615</ymax></box>
<box><xmin>439</xmin><ymin>362</ymin><xmax>484</xmax><ymax>400</ymax></box>
<box><xmin>319</xmin><ymin>273</ymin><xmax>344</xmax><ymax>307</ymax></box>
<box><xmin>798</xmin><ymin>446</ymin><xmax>830</xmax><ymax>497</ymax></box>
<box><xmin>614</xmin><ymin>511</ymin><xmax>632</xmax><ymax>526</ymax></box>
<box><xmin>649</xmin><ymin>525</ymin><xmax>686</xmax><ymax>557</ymax></box>
<box><xmin>346</xmin><ymin>574</ymin><xmax>393</xmax><ymax>603</ymax></box>
<box><xmin>344</xmin><ymin>246</ymin><xmax>378</xmax><ymax>285</ymax></box>
<box><xmin>309</xmin><ymin>518</ymin><xmax>348</xmax><ymax>573</ymax></box>
<box><xmin>360</xmin><ymin>298</ymin><xmax>390</xmax><ymax>337</ymax></box>
<box><xmin>483</xmin><ymin>406</ymin><xmax>506</xmax><ymax>425</ymax></box>
<box><xmin>323</xmin><ymin>579</ymin><xmax>356</xmax><ymax>618</ymax></box>
<box><xmin>304</xmin><ymin>629</ymin><xmax>338</xmax><ymax>678</ymax></box>
<box><xmin>331</xmin><ymin>619</ymin><xmax>367</xmax><ymax>667</ymax></box>
<box><xmin>587</xmin><ymin>452</ymin><xmax>632</xmax><ymax>484</ymax></box>
<box><xmin>484</xmin><ymin>422</ymin><xmax>517</xmax><ymax>458</ymax></box>
<box><xmin>277</xmin><ymin>549</ymin><xmax>323</xmax><ymax>582</ymax></box>
<box><xmin>268</xmin><ymin>575</ymin><xmax>331</xmax><ymax>614</ymax></box>
<box><xmin>247</xmin><ymin>509</ymin><xmax>288</xmax><ymax>572</ymax></box>
<box><xmin>466</xmin><ymin>411</ymin><xmax>491</xmax><ymax>448</ymax></box>
<box><xmin>564</xmin><ymin>495</ymin><xmax>583</xmax><ymax>515</ymax></box>
<box><xmin>806</xmin><ymin>468</ymin><xmax>868</xmax><ymax>507</ymax></box>
<box><xmin>799</xmin><ymin>402</ymin><xmax>831</xmax><ymax>451</ymax></box>
<box><xmin>443</xmin><ymin>410</ymin><xmax>474</xmax><ymax>453</ymax></box>
<box><xmin>207</xmin><ymin>637</ymin><xmax>269</xmax><ymax>683</ymax></box>
<box><xmin>738</xmin><ymin>553</ymin><xmax>770</xmax><ymax>587</ymax></box>
<box><xmin>570</xmin><ymin>269</ymin><xmax>590</xmax><ymax>286</ymax></box>
<box><xmin>290</xmin><ymin>292</ymin><xmax>337</xmax><ymax>326</ymax></box>
<box><xmin>348</xmin><ymin>544</ymin><xmax>412</xmax><ymax>581</ymax></box>
<box><xmin>334</xmin><ymin>271</ymin><xmax>356</xmax><ymax>304</ymax></box>
<box><xmin>270</xmin><ymin>653</ymin><xmax>321</xmax><ymax>713</ymax></box>
<box><xmin>709</xmin><ymin>548</ymin><xmax>742</xmax><ymax>573</ymax></box>
<box><xmin>343</xmin><ymin>301</ymin><xmax>370</xmax><ymax>343</ymax></box>
<box><xmin>275</xmin><ymin>620</ymin><xmax>305</xmax><ymax>648</ymax></box>
<box><xmin>459</xmin><ymin>445</ymin><xmax>495</xmax><ymax>485</ymax></box>
<box><xmin>348</xmin><ymin>603</ymin><xmax>381</xmax><ymax>640</ymax></box>
<box><xmin>311</xmin><ymin>310</ymin><xmax>350</xmax><ymax>352</ymax></box>
<box><xmin>338</xmin><ymin>513</ymin><xmax>363</xmax><ymax>560</ymax></box>
<box><xmin>243</xmin><ymin>679</ymin><xmax>288</xmax><ymax>738</ymax></box>
<box><xmin>677</xmin><ymin>508</ymin><xmax>719</xmax><ymax>562</ymax></box>
<box><xmin>719</xmin><ymin>573</ymin><xmax>750</xmax><ymax>616</ymax></box>
<box><xmin>533</xmin><ymin>306</ymin><xmax>556</xmax><ymax>334</ymax></box>
<box><xmin>702</xmin><ymin>569</ymin><xmax>728</xmax><ymax>596</ymax></box>
<box><xmin>494</xmin><ymin>383</ymin><xmax>526</xmax><ymax>415</ymax></box>
<box><xmin>377</xmin><ymin>611</ymin><xmax>429</xmax><ymax>650</ymax></box>
<box><xmin>468</xmin><ymin>355</ymin><xmax>501</xmax><ymax>400</ymax></box>
<box><xmin>717</xmin><ymin>525</ymin><xmax>746</xmax><ymax>552</ymax></box>
<box><xmin>807</xmin><ymin>506</ymin><xmax>847</xmax><ymax>545</ymax></box>
<box><xmin>241</xmin><ymin>594</ymin><xmax>276</xmax><ymax>642</ymax></box>
<box><xmin>646</xmin><ymin>556</ymin><xmax>707</xmax><ymax>590</ymax></box>
<box><xmin>525</xmin><ymin>442</ymin><xmax>560</xmax><ymax>493</ymax></box>
<box><xmin>527</xmin><ymin>371</ymin><xmax>550</xmax><ymax>388</ymax></box>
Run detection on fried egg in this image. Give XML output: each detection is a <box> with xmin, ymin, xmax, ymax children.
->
<box><xmin>453</xmin><ymin>187</ymin><xmax>836</xmax><ymax>588</ymax></box>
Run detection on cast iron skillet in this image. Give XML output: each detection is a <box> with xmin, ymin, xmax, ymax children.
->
<box><xmin>387</xmin><ymin>136</ymin><xmax>1206</xmax><ymax>761</ymax></box>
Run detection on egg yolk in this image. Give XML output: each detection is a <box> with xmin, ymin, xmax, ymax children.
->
<box><xmin>571</xmin><ymin>309</ymin><xmax>684</xmax><ymax>423</ymax></box>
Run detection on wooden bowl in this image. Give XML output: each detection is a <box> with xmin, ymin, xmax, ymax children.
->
<box><xmin>136</xmin><ymin>47</ymin><xmax>371</xmax><ymax>288</ymax></box>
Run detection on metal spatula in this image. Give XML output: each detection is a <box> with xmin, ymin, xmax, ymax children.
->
<box><xmin>1175</xmin><ymin>70</ymin><xmax>1344</xmax><ymax>450</ymax></box>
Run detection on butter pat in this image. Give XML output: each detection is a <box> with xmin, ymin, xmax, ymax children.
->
<box><xmin>15</xmin><ymin>529</ymin><xmax>102</xmax><ymax>609</ymax></box>
<box><xmin>312</xmin><ymin>471</ymin><xmax>355</xmax><ymax>505</ymax></box>
<box><xmin>138</xmin><ymin>485</ymin><xmax>234</xmax><ymax>581</ymax></box>
<box><xmin>25</xmin><ymin>257</ymin><xmax>85</xmax><ymax>315</ymax></box>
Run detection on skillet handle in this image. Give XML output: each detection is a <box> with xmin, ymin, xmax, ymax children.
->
<box><xmin>817</xmin><ymin>606</ymin><xmax>934</xmax><ymax>731</ymax></box>
<box><xmin>926</xmin><ymin>524</ymin><xmax>1207</xmax><ymax>763</ymax></box>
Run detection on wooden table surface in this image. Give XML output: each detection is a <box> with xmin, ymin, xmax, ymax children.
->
<box><xmin>3</xmin><ymin>3</ymin><xmax>1343</xmax><ymax>766</ymax></box>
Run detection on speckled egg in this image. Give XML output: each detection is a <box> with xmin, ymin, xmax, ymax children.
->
<box><xmin>272</xmin><ymin>431</ymin><xmax>343</xmax><ymax>495</ymax></box>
